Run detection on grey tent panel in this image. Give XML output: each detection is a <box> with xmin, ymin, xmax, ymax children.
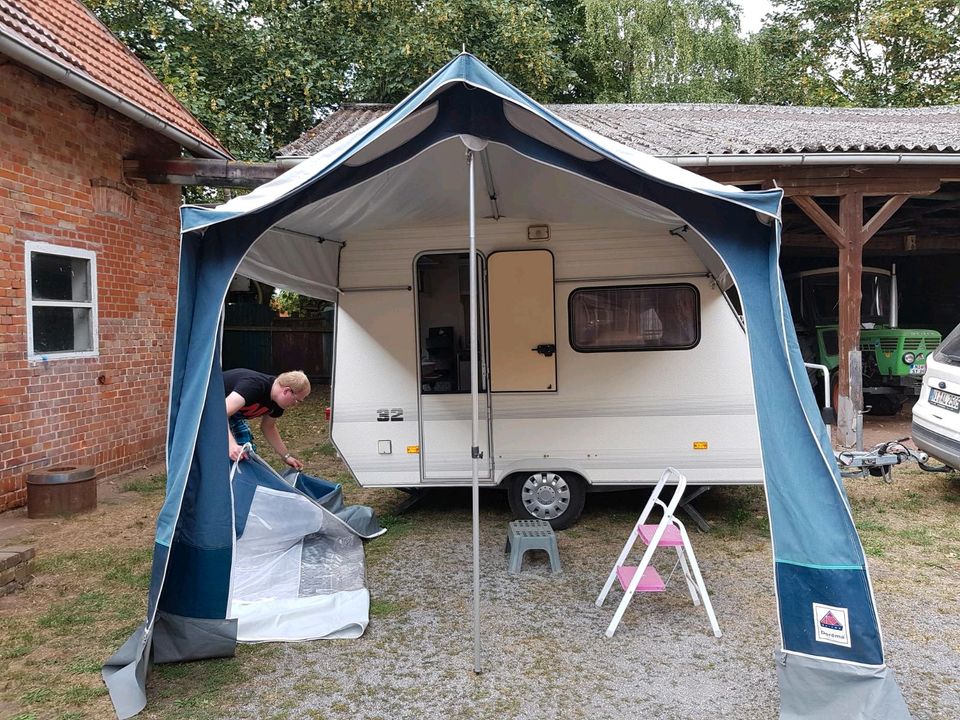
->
<box><xmin>776</xmin><ymin>650</ymin><xmax>910</xmax><ymax>719</ymax></box>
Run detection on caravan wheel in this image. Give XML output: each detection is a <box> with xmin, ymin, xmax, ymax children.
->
<box><xmin>508</xmin><ymin>471</ymin><xmax>586</xmax><ymax>530</ymax></box>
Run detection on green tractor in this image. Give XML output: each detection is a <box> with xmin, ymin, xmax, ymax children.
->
<box><xmin>785</xmin><ymin>266</ymin><xmax>941</xmax><ymax>416</ymax></box>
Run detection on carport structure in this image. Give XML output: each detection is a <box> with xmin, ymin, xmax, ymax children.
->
<box><xmin>687</xmin><ymin>114</ymin><xmax>960</xmax><ymax>446</ymax></box>
<box><xmin>130</xmin><ymin>104</ymin><xmax>960</xmax><ymax>446</ymax></box>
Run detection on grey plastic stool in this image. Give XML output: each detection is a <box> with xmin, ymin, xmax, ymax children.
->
<box><xmin>505</xmin><ymin>519</ymin><xmax>561</xmax><ymax>574</ymax></box>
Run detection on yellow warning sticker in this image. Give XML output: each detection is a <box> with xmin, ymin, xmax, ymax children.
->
<box><xmin>693</xmin><ymin>441</ymin><xmax>708</xmax><ymax>450</ymax></box>
<box><xmin>407</xmin><ymin>446</ymin><xmax>420</xmax><ymax>454</ymax></box>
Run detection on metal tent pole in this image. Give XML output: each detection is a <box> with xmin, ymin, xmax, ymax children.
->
<box><xmin>467</xmin><ymin>145</ymin><xmax>482</xmax><ymax>673</ymax></box>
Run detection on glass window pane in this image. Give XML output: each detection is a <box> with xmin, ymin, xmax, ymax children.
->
<box><xmin>32</xmin><ymin>307</ymin><xmax>92</xmax><ymax>353</ymax></box>
<box><xmin>416</xmin><ymin>253</ymin><xmax>486</xmax><ymax>394</ymax></box>
<box><xmin>570</xmin><ymin>285</ymin><xmax>699</xmax><ymax>351</ymax></box>
<box><xmin>31</xmin><ymin>252</ymin><xmax>91</xmax><ymax>302</ymax></box>
<box><xmin>936</xmin><ymin>322</ymin><xmax>960</xmax><ymax>362</ymax></box>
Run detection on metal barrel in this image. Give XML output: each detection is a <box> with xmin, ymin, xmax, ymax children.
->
<box><xmin>26</xmin><ymin>465</ymin><xmax>97</xmax><ymax>518</ymax></box>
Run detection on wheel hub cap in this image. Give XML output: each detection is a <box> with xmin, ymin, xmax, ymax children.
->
<box><xmin>522</xmin><ymin>472</ymin><xmax>570</xmax><ymax>520</ymax></box>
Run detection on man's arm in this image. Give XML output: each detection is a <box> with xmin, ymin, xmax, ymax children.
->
<box><xmin>225</xmin><ymin>392</ymin><xmax>248</xmax><ymax>461</ymax></box>
<box><xmin>261</xmin><ymin>416</ymin><xmax>303</xmax><ymax>470</ymax></box>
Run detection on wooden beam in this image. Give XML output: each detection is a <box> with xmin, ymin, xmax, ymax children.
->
<box><xmin>124</xmin><ymin>158</ymin><xmax>287</xmax><ymax>187</ymax></box>
<box><xmin>778</xmin><ymin>177</ymin><xmax>940</xmax><ymax>197</ymax></box>
<box><xmin>862</xmin><ymin>194</ymin><xmax>909</xmax><ymax>243</ymax></box>
<box><xmin>792</xmin><ymin>196</ymin><xmax>846</xmax><ymax>248</ymax></box>
<box><xmin>699</xmin><ymin>163</ymin><xmax>949</xmax><ymax>187</ymax></box>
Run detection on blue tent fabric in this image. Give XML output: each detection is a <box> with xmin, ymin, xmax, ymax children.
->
<box><xmin>105</xmin><ymin>54</ymin><xmax>909</xmax><ymax>719</ymax></box>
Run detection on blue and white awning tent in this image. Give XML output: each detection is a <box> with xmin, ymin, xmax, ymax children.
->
<box><xmin>103</xmin><ymin>54</ymin><xmax>910</xmax><ymax>719</ymax></box>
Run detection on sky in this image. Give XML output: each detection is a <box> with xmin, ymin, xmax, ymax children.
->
<box><xmin>735</xmin><ymin>0</ymin><xmax>776</xmax><ymax>35</ymax></box>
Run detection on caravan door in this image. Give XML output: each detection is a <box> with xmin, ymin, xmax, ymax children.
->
<box><xmin>488</xmin><ymin>249</ymin><xmax>557</xmax><ymax>391</ymax></box>
<box><xmin>416</xmin><ymin>252</ymin><xmax>491</xmax><ymax>481</ymax></box>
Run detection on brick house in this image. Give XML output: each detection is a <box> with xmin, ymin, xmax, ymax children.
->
<box><xmin>0</xmin><ymin>0</ymin><xmax>230</xmax><ymax>510</ymax></box>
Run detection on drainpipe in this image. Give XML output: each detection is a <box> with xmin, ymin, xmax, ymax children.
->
<box><xmin>0</xmin><ymin>34</ymin><xmax>231</xmax><ymax>160</ymax></box>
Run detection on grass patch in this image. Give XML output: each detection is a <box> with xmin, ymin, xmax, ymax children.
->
<box><xmin>898</xmin><ymin>527</ymin><xmax>935</xmax><ymax>546</ymax></box>
<box><xmin>66</xmin><ymin>658</ymin><xmax>103</xmax><ymax>674</ymax></box>
<box><xmin>855</xmin><ymin>518</ymin><xmax>888</xmax><ymax>533</ymax></box>
<box><xmin>0</xmin><ymin>544</ymin><xmax>158</xmax><ymax>717</ymax></box>
<box><xmin>143</xmin><ymin>653</ymin><xmax>268</xmax><ymax>720</ymax></box>
<box><xmin>707</xmin><ymin>487</ymin><xmax>768</xmax><ymax>539</ymax></box>
<box><xmin>308</xmin><ymin>441</ymin><xmax>338</xmax><ymax>458</ymax></box>
<box><xmin>369</xmin><ymin>599</ymin><xmax>403</xmax><ymax>618</ymax></box>
<box><xmin>122</xmin><ymin>473</ymin><xmax>167</xmax><ymax>494</ymax></box>
<box><xmin>38</xmin><ymin>591</ymin><xmax>110</xmax><ymax>630</ymax></box>
<box><xmin>20</xmin><ymin>688</ymin><xmax>54</xmax><ymax>704</ymax></box>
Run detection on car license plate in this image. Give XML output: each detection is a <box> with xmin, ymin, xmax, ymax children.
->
<box><xmin>930</xmin><ymin>388</ymin><xmax>960</xmax><ymax>412</ymax></box>
<box><xmin>909</xmin><ymin>364</ymin><xmax>925</xmax><ymax>375</ymax></box>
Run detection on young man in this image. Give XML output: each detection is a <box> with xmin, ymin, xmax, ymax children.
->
<box><xmin>224</xmin><ymin>368</ymin><xmax>311</xmax><ymax>469</ymax></box>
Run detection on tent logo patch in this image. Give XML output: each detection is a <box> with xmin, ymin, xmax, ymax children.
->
<box><xmin>813</xmin><ymin>603</ymin><xmax>851</xmax><ymax>647</ymax></box>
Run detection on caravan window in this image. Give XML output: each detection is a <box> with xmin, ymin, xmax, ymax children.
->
<box><xmin>416</xmin><ymin>252</ymin><xmax>486</xmax><ymax>394</ymax></box>
<box><xmin>569</xmin><ymin>284</ymin><xmax>700</xmax><ymax>352</ymax></box>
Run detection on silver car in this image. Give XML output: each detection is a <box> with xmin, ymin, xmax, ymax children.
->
<box><xmin>912</xmin><ymin>322</ymin><xmax>960</xmax><ymax>470</ymax></box>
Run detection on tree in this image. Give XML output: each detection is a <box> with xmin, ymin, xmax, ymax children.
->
<box><xmin>755</xmin><ymin>0</ymin><xmax>960</xmax><ymax>106</ymax></box>
<box><xmin>85</xmin><ymin>0</ymin><xmax>354</xmax><ymax>159</ymax></box>
<box><xmin>84</xmin><ymin>0</ymin><xmax>575</xmax><ymax>159</ymax></box>
<box><xmin>580</xmin><ymin>0</ymin><xmax>766</xmax><ymax>102</ymax></box>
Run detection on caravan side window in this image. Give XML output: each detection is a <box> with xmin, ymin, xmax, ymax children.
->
<box><xmin>569</xmin><ymin>284</ymin><xmax>700</xmax><ymax>352</ymax></box>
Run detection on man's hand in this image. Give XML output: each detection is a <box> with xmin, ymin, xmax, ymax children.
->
<box><xmin>283</xmin><ymin>453</ymin><xmax>304</xmax><ymax>470</ymax></box>
<box><xmin>229</xmin><ymin>442</ymin><xmax>248</xmax><ymax>462</ymax></box>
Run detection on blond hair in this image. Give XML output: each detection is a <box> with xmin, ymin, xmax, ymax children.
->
<box><xmin>276</xmin><ymin>370</ymin><xmax>311</xmax><ymax>394</ymax></box>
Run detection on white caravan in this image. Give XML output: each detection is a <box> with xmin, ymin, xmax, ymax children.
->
<box><xmin>330</xmin><ymin>218</ymin><xmax>763</xmax><ymax>528</ymax></box>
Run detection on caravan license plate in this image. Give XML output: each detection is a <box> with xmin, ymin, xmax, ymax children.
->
<box><xmin>930</xmin><ymin>388</ymin><xmax>960</xmax><ymax>412</ymax></box>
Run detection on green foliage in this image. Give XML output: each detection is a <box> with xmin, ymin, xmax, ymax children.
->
<box><xmin>84</xmin><ymin>0</ymin><xmax>574</xmax><ymax>159</ymax></box>
<box><xmin>582</xmin><ymin>0</ymin><xmax>765</xmax><ymax>102</ymax></box>
<box><xmin>755</xmin><ymin>0</ymin><xmax>960</xmax><ymax>106</ymax></box>
<box><xmin>335</xmin><ymin>0</ymin><xmax>572</xmax><ymax>104</ymax></box>
<box><xmin>270</xmin><ymin>289</ymin><xmax>302</xmax><ymax>316</ymax></box>
<box><xmin>83</xmin><ymin>0</ymin><xmax>960</xmax><ymax>166</ymax></box>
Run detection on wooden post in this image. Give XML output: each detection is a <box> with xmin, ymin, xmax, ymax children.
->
<box><xmin>790</xmin><ymin>188</ymin><xmax>923</xmax><ymax>446</ymax></box>
<box><xmin>837</xmin><ymin>193</ymin><xmax>864</xmax><ymax>447</ymax></box>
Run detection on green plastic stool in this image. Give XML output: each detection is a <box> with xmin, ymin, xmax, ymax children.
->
<box><xmin>505</xmin><ymin>519</ymin><xmax>562</xmax><ymax>574</ymax></box>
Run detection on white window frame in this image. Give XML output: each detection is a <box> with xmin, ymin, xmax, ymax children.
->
<box><xmin>25</xmin><ymin>241</ymin><xmax>99</xmax><ymax>361</ymax></box>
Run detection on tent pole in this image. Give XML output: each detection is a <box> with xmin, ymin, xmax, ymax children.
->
<box><xmin>467</xmin><ymin>147</ymin><xmax>482</xmax><ymax>673</ymax></box>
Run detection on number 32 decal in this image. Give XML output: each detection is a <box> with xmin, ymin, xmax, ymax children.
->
<box><xmin>376</xmin><ymin>408</ymin><xmax>404</xmax><ymax>422</ymax></box>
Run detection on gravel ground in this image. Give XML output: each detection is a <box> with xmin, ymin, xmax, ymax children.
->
<box><xmin>221</xmin><ymin>473</ymin><xmax>959</xmax><ymax>720</ymax></box>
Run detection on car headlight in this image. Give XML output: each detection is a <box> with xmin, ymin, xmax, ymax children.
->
<box><xmin>902</xmin><ymin>352</ymin><xmax>916</xmax><ymax>364</ymax></box>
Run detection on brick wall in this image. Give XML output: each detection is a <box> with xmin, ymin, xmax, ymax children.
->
<box><xmin>0</xmin><ymin>62</ymin><xmax>185</xmax><ymax>511</ymax></box>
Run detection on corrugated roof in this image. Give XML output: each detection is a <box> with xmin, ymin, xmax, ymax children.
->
<box><xmin>0</xmin><ymin>0</ymin><xmax>229</xmax><ymax>158</ymax></box>
<box><xmin>279</xmin><ymin>102</ymin><xmax>960</xmax><ymax>158</ymax></box>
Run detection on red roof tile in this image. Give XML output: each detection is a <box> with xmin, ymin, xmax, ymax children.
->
<box><xmin>0</xmin><ymin>0</ymin><xmax>230</xmax><ymax>158</ymax></box>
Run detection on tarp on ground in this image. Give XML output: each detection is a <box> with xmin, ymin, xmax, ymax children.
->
<box><xmin>105</xmin><ymin>53</ymin><xmax>910</xmax><ymax>719</ymax></box>
<box><xmin>103</xmin><ymin>452</ymin><xmax>383</xmax><ymax>717</ymax></box>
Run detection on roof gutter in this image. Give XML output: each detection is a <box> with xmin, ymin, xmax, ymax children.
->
<box><xmin>276</xmin><ymin>151</ymin><xmax>960</xmax><ymax>171</ymax></box>
<box><xmin>0</xmin><ymin>34</ymin><xmax>231</xmax><ymax>160</ymax></box>
<box><xmin>666</xmin><ymin>152</ymin><xmax>960</xmax><ymax>167</ymax></box>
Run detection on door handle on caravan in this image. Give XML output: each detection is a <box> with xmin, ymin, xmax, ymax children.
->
<box><xmin>532</xmin><ymin>344</ymin><xmax>556</xmax><ymax>357</ymax></box>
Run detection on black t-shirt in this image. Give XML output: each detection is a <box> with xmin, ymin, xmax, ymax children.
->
<box><xmin>223</xmin><ymin>369</ymin><xmax>284</xmax><ymax>419</ymax></box>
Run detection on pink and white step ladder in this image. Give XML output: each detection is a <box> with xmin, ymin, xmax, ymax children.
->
<box><xmin>596</xmin><ymin>467</ymin><xmax>722</xmax><ymax>639</ymax></box>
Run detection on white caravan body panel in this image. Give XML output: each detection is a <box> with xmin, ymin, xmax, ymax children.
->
<box><xmin>331</xmin><ymin>218</ymin><xmax>762</xmax><ymax>487</ymax></box>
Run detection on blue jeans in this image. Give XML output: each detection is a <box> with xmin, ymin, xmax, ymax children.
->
<box><xmin>229</xmin><ymin>415</ymin><xmax>257</xmax><ymax>452</ymax></box>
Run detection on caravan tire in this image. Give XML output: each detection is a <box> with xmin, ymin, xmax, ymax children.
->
<box><xmin>508</xmin><ymin>471</ymin><xmax>586</xmax><ymax>530</ymax></box>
